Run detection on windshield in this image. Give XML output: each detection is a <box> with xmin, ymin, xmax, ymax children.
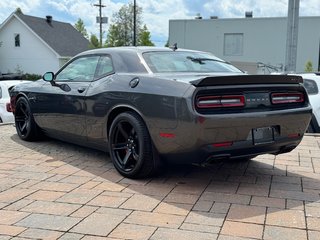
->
<box><xmin>143</xmin><ymin>51</ymin><xmax>242</xmax><ymax>73</ymax></box>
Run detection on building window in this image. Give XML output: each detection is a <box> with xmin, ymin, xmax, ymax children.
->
<box><xmin>224</xmin><ymin>33</ymin><xmax>243</xmax><ymax>56</ymax></box>
<box><xmin>14</xmin><ymin>34</ymin><xmax>20</xmax><ymax>47</ymax></box>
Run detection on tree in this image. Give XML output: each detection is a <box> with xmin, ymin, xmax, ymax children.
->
<box><xmin>105</xmin><ymin>3</ymin><xmax>153</xmax><ymax>47</ymax></box>
<box><xmin>74</xmin><ymin>18</ymin><xmax>88</xmax><ymax>39</ymax></box>
<box><xmin>305</xmin><ymin>60</ymin><xmax>313</xmax><ymax>72</ymax></box>
<box><xmin>89</xmin><ymin>34</ymin><xmax>100</xmax><ymax>49</ymax></box>
<box><xmin>15</xmin><ymin>8</ymin><xmax>23</xmax><ymax>14</ymax></box>
<box><xmin>138</xmin><ymin>25</ymin><xmax>154</xmax><ymax>46</ymax></box>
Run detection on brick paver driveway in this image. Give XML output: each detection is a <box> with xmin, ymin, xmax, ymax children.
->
<box><xmin>0</xmin><ymin>124</ymin><xmax>320</xmax><ymax>240</ymax></box>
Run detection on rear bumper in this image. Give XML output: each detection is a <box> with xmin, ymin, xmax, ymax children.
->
<box><xmin>152</xmin><ymin>106</ymin><xmax>312</xmax><ymax>163</ymax></box>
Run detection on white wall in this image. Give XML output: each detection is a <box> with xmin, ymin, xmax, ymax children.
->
<box><xmin>0</xmin><ymin>16</ymin><xmax>60</xmax><ymax>75</ymax></box>
<box><xmin>169</xmin><ymin>17</ymin><xmax>320</xmax><ymax>73</ymax></box>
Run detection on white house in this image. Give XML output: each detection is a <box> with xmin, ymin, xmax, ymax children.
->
<box><xmin>169</xmin><ymin>16</ymin><xmax>320</xmax><ymax>74</ymax></box>
<box><xmin>0</xmin><ymin>11</ymin><xmax>90</xmax><ymax>75</ymax></box>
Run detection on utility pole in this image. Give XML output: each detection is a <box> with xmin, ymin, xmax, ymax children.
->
<box><xmin>285</xmin><ymin>0</ymin><xmax>300</xmax><ymax>72</ymax></box>
<box><xmin>133</xmin><ymin>0</ymin><xmax>136</xmax><ymax>46</ymax></box>
<box><xmin>94</xmin><ymin>0</ymin><xmax>106</xmax><ymax>47</ymax></box>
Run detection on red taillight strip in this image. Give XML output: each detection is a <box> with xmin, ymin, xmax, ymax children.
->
<box><xmin>197</xmin><ymin>95</ymin><xmax>245</xmax><ymax>108</ymax></box>
<box><xmin>212</xmin><ymin>141</ymin><xmax>233</xmax><ymax>147</ymax></box>
<box><xmin>271</xmin><ymin>93</ymin><xmax>304</xmax><ymax>104</ymax></box>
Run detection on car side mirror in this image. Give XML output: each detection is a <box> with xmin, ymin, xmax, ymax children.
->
<box><xmin>43</xmin><ymin>72</ymin><xmax>54</xmax><ymax>82</ymax></box>
<box><xmin>42</xmin><ymin>71</ymin><xmax>71</xmax><ymax>92</ymax></box>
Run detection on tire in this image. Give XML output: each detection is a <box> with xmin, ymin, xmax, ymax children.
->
<box><xmin>109</xmin><ymin>111</ymin><xmax>158</xmax><ymax>178</ymax></box>
<box><xmin>14</xmin><ymin>97</ymin><xmax>41</xmax><ymax>141</ymax></box>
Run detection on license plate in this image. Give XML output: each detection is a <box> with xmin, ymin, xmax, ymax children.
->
<box><xmin>252</xmin><ymin>127</ymin><xmax>274</xmax><ymax>145</ymax></box>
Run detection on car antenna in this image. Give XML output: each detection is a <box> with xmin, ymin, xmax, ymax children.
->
<box><xmin>169</xmin><ymin>43</ymin><xmax>178</xmax><ymax>51</ymax></box>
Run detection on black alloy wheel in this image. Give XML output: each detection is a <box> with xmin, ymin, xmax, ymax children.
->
<box><xmin>14</xmin><ymin>97</ymin><xmax>39</xmax><ymax>141</ymax></box>
<box><xmin>109</xmin><ymin>111</ymin><xmax>158</xmax><ymax>178</ymax></box>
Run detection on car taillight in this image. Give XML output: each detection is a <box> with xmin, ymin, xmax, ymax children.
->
<box><xmin>271</xmin><ymin>93</ymin><xmax>304</xmax><ymax>104</ymax></box>
<box><xmin>196</xmin><ymin>95</ymin><xmax>245</xmax><ymax>108</ymax></box>
<box><xmin>6</xmin><ymin>103</ymin><xmax>13</xmax><ymax>112</ymax></box>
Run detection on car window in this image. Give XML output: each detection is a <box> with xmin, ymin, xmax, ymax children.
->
<box><xmin>94</xmin><ymin>55</ymin><xmax>114</xmax><ymax>79</ymax></box>
<box><xmin>143</xmin><ymin>51</ymin><xmax>242</xmax><ymax>73</ymax></box>
<box><xmin>55</xmin><ymin>56</ymin><xmax>100</xmax><ymax>82</ymax></box>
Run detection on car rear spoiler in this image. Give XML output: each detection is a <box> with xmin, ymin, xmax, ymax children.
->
<box><xmin>190</xmin><ymin>75</ymin><xmax>303</xmax><ymax>87</ymax></box>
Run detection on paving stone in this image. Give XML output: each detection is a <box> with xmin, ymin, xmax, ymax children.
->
<box><xmin>70</xmin><ymin>213</ymin><xmax>126</xmax><ymax>236</ymax></box>
<box><xmin>150</xmin><ymin>228</ymin><xmax>218</xmax><ymax>240</ymax></box>
<box><xmin>26</xmin><ymin>190</ymin><xmax>65</xmax><ymax>201</ymax></box>
<box><xmin>93</xmin><ymin>182</ymin><xmax>126</xmax><ymax>192</ymax></box>
<box><xmin>95</xmin><ymin>207</ymin><xmax>132</xmax><ymax>216</ymax></box>
<box><xmin>180</xmin><ymin>223</ymin><xmax>220</xmax><ymax>234</ymax></box>
<box><xmin>70</xmin><ymin>205</ymin><xmax>98</xmax><ymax>218</ymax></box>
<box><xmin>58</xmin><ymin>233</ymin><xmax>84</xmax><ymax>240</ymax></box>
<box><xmin>120</xmin><ymin>194</ymin><xmax>162</xmax><ymax>211</ymax></box>
<box><xmin>0</xmin><ymin>225</ymin><xmax>26</xmax><ymax>236</ymax></box>
<box><xmin>192</xmin><ymin>200</ymin><xmax>213</xmax><ymax>212</ymax></box>
<box><xmin>20</xmin><ymin>200</ymin><xmax>81</xmax><ymax>216</ymax></box>
<box><xmin>237</xmin><ymin>183</ymin><xmax>270</xmax><ymax>196</ymax></box>
<box><xmin>58</xmin><ymin>175</ymin><xmax>92</xmax><ymax>184</ymax></box>
<box><xmin>109</xmin><ymin>223</ymin><xmax>156</xmax><ymax>240</ymax></box>
<box><xmin>307</xmin><ymin>217</ymin><xmax>320</xmax><ymax>231</ymax></box>
<box><xmin>220</xmin><ymin>221</ymin><xmax>263</xmax><ymax>239</ymax></box>
<box><xmin>124</xmin><ymin>211</ymin><xmax>184</xmax><ymax>228</ymax></box>
<box><xmin>200</xmin><ymin>192</ymin><xmax>251</xmax><ymax>205</ymax></box>
<box><xmin>266</xmin><ymin>208</ymin><xmax>306</xmax><ymax>229</ymax></box>
<box><xmin>218</xmin><ymin>235</ymin><xmax>256</xmax><ymax>240</ymax></box>
<box><xmin>3</xmin><ymin>199</ymin><xmax>34</xmax><ymax>211</ymax></box>
<box><xmin>0</xmin><ymin>188</ymin><xmax>36</xmax><ymax>204</ymax></box>
<box><xmin>15</xmin><ymin>213</ymin><xmax>81</xmax><ymax>231</ymax></box>
<box><xmin>18</xmin><ymin>228</ymin><xmax>64</xmax><ymax>240</ymax></box>
<box><xmin>308</xmin><ymin>230</ymin><xmax>320</xmax><ymax>240</ymax></box>
<box><xmin>88</xmin><ymin>194</ymin><xmax>128</xmax><ymax>208</ymax></box>
<box><xmin>30</xmin><ymin>181</ymin><xmax>79</xmax><ymax>192</ymax></box>
<box><xmin>164</xmin><ymin>192</ymin><xmax>199</xmax><ymax>204</ymax></box>
<box><xmin>56</xmin><ymin>188</ymin><xmax>103</xmax><ymax>204</ymax></box>
<box><xmin>154</xmin><ymin>202</ymin><xmax>192</xmax><ymax>216</ymax></box>
<box><xmin>263</xmin><ymin>225</ymin><xmax>307</xmax><ymax>240</ymax></box>
<box><xmin>209</xmin><ymin>203</ymin><xmax>230</xmax><ymax>215</ymax></box>
<box><xmin>123</xmin><ymin>183</ymin><xmax>174</xmax><ymax>197</ymax></box>
<box><xmin>206</xmin><ymin>181</ymin><xmax>239</xmax><ymax>194</ymax></box>
<box><xmin>0</xmin><ymin>210</ymin><xmax>29</xmax><ymax>225</ymax></box>
<box><xmin>0</xmin><ymin>178</ymin><xmax>26</xmax><ymax>191</ymax></box>
<box><xmin>250</xmin><ymin>196</ymin><xmax>285</xmax><ymax>208</ymax></box>
<box><xmin>185</xmin><ymin>211</ymin><xmax>225</xmax><ymax>227</ymax></box>
<box><xmin>226</xmin><ymin>204</ymin><xmax>266</xmax><ymax>224</ymax></box>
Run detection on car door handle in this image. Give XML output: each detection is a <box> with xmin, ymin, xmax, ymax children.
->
<box><xmin>77</xmin><ymin>87</ymin><xmax>86</xmax><ymax>93</ymax></box>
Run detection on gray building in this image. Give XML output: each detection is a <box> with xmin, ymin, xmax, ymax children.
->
<box><xmin>169</xmin><ymin>16</ymin><xmax>320</xmax><ymax>74</ymax></box>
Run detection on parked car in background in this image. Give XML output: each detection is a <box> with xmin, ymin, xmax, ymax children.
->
<box><xmin>9</xmin><ymin>47</ymin><xmax>312</xmax><ymax>178</ymax></box>
<box><xmin>0</xmin><ymin>80</ymin><xmax>29</xmax><ymax>123</ymax></box>
<box><xmin>295</xmin><ymin>73</ymin><xmax>320</xmax><ymax>133</ymax></box>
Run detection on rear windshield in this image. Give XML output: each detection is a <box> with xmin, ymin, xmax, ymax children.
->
<box><xmin>143</xmin><ymin>51</ymin><xmax>242</xmax><ymax>73</ymax></box>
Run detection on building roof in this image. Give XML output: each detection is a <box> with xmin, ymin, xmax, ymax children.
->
<box><xmin>16</xmin><ymin>12</ymin><xmax>90</xmax><ymax>57</ymax></box>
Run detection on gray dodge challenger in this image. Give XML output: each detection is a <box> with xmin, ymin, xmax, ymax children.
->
<box><xmin>10</xmin><ymin>47</ymin><xmax>312</xmax><ymax>178</ymax></box>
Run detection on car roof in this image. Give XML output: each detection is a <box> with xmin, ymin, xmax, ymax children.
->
<box><xmin>78</xmin><ymin>46</ymin><xmax>210</xmax><ymax>56</ymax></box>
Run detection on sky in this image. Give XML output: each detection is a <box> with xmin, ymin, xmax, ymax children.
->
<box><xmin>0</xmin><ymin>0</ymin><xmax>320</xmax><ymax>46</ymax></box>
